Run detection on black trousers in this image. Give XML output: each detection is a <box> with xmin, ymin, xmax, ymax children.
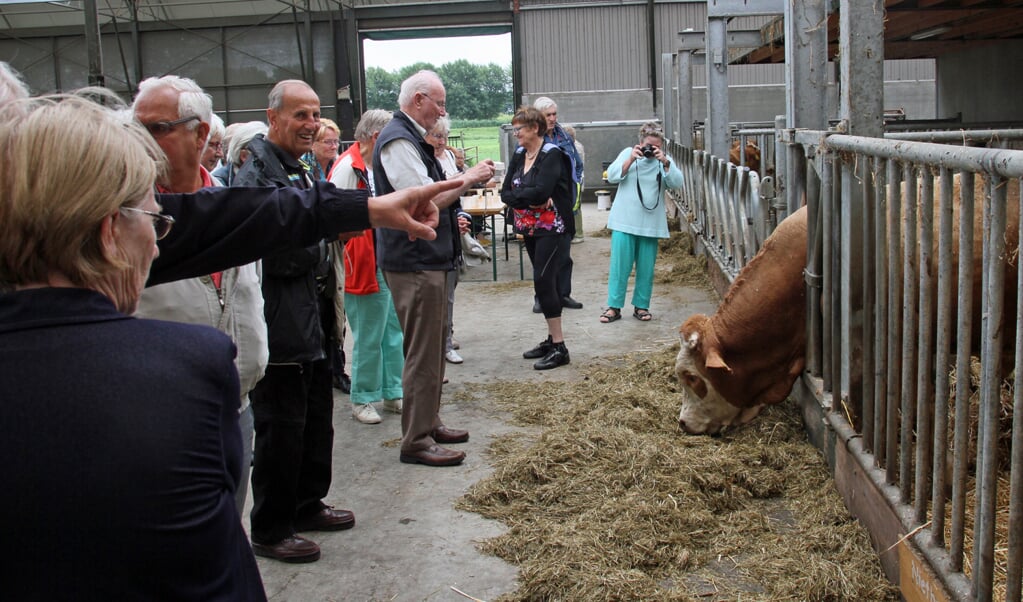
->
<box><xmin>249</xmin><ymin>359</ymin><xmax>334</xmax><ymax>544</ymax></box>
<box><xmin>525</xmin><ymin>233</ymin><xmax>570</xmax><ymax>319</ymax></box>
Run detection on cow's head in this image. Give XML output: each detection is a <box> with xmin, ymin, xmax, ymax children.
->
<box><xmin>675</xmin><ymin>317</ymin><xmax>765</xmax><ymax>435</ymax></box>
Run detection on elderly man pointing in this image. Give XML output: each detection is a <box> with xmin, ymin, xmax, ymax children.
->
<box><xmin>374</xmin><ymin>70</ymin><xmax>495</xmax><ymax>467</ymax></box>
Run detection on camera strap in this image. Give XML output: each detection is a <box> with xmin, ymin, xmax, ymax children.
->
<box><xmin>635</xmin><ymin>165</ymin><xmax>663</xmax><ymax>211</ymax></box>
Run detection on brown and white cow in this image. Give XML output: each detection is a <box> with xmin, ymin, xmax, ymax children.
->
<box><xmin>675</xmin><ymin>206</ymin><xmax>807</xmax><ymax>435</ymax></box>
<box><xmin>675</xmin><ymin>176</ymin><xmax>1020</xmax><ymax>435</ymax></box>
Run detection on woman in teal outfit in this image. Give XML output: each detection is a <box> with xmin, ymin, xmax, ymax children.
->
<box><xmin>600</xmin><ymin>122</ymin><xmax>683</xmax><ymax>323</ymax></box>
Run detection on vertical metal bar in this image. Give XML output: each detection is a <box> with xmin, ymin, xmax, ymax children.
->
<box><xmin>677</xmin><ymin>51</ymin><xmax>693</xmax><ymax>148</ymax></box>
<box><xmin>951</xmin><ymin>170</ymin><xmax>975</xmax><ymax>572</ymax></box>
<box><xmin>931</xmin><ymin>168</ymin><xmax>954</xmax><ymax>548</ymax></box>
<box><xmin>775</xmin><ymin>116</ymin><xmax>789</xmax><ymax>219</ymax></box>
<box><xmin>1007</xmin><ymin>178</ymin><xmax>1023</xmax><ymax>602</ymax></box>
<box><xmin>840</xmin><ymin>138</ymin><xmax>865</xmax><ymax>426</ymax></box>
<box><xmin>291</xmin><ymin>4</ymin><xmax>307</xmax><ymax>82</ymax></box>
<box><xmin>886</xmin><ymin>158</ymin><xmax>903</xmax><ymax>484</ymax></box>
<box><xmin>705</xmin><ymin>17</ymin><xmax>730</xmax><ymax>159</ymax></box>
<box><xmin>915</xmin><ymin>171</ymin><xmax>935</xmax><ymax>523</ymax></box>
<box><xmin>822</xmin><ymin>152</ymin><xmax>836</xmax><ymax>393</ymax></box>
<box><xmin>805</xmin><ymin>144</ymin><xmax>823</xmax><ymax>380</ymax></box>
<box><xmin>304</xmin><ymin>0</ymin><xmax>314</xmax><ymax>87</ymax></box>
<box><xmin>838</xmin><ymin>0</ymin><xmax>884</xmax><ymax>138</ymax></box>
<box><xmin>873</xmin><ymin>157</ymin><xmax>889</xmax><ymax>462</ymax></box>
<box><xmin>84</xmin><ymin>0</ymin><xmax>105</xmax><ymax>87</ymax></box>
<box><xmin>900</xmin><ymin>164</ymin><xmax>919</xmax><ymax>503</ymax></box>
<box><xmin>862</xmin><ymin>155</ymin><xmax>876</xmax><ymax>452</ymax></box>
<box><xmin>974</xmin><ymin>176</ymin><xmax>1007</xmax><ymax>601</ymax></box>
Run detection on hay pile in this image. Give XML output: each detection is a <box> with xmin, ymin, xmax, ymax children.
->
<box><xmin>457</xmin><ymin>346</ymin><xmax>897</xmax><ymax>601</ymax></box>
<box><xmin>657</xmin><ymin>230</ymin><xmax>712</xmax><ymax>289</ymax></box>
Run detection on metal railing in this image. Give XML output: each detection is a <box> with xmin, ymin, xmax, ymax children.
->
<box><xmin>670</xmin><ymin>125</ymin><xmax>1023</xmax><ymax>601</ymax></box>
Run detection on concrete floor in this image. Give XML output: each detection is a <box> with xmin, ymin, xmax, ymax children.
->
<box><xmin>251</xmin><ymin>204</ymin><xmax>719</xmax><ymax>601</ymax></box>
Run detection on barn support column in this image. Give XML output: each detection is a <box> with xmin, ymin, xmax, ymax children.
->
<box><xmin>705</xmin><ymin>16</ymin><xmax>730</xmax><ymax>159</ymax></box>
<box><xmin>84</xmin><ymin>0</ymin><xmax>105</xmax><ymax>87</ymax></box>
<box><xmin>339</xmin><ymin>7</ymin><xmax>361</xmax><ymax>135</ymax></box>
<box><xmin>677</xmin><ymin>50</ymin><xmax>693</xmax><ymax>148</ymax></box>
<box><xmin>837</xmin><ymin>0</ymin><xmax>884</xmax><ymax>434</ymax></box>
<box><xmin>784</xmin><ymin>0</ymin><xmax>828</xmax><ymax>130</ymax></box>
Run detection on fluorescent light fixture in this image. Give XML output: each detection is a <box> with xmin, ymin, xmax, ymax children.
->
<box><xmin>909</xmin><ymin>25</ymin><xmax>952</xmax><ymax>41</ymax></box>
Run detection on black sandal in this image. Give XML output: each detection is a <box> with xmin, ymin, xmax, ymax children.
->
<box><xmin>599</xmin><ymin>307</ymin><xmax>621</xmax><ymax>323</ymax></box>
<box><xmin>633</xmin><ymin>308</ymin><xmax>652</xmax><ymax>321</ymax></box>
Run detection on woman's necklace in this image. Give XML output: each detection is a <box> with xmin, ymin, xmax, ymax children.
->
<box><xmin>525</xmin><ymin>147</ymin><xmax>539</xmax><ymax>160</ymax></box>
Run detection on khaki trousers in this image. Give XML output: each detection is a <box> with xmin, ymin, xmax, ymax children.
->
<box><xmin>383</xmin><ymin>270</ymin><xmax>447</xmax><ymax>452</ymax></box>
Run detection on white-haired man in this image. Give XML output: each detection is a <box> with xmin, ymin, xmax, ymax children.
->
<box><xmin>132</xmin><ymin>75</ymin><xmax>267</xmax><ymax>520</ymax></box>
<box><xmin>373</xmin><ymin>70</ymin><xmax>495</xmax><ymax>467</ymax></box>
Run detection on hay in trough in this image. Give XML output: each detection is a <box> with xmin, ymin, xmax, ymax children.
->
<box><xmin>656</xmin><ymin>230</ymin><xmax>713</xmax><ymax>290</ymax></box>
<box><xmin>458</xmin><ymin>346</ymin><xmax>897</xmax><ymax>601</ymax></box>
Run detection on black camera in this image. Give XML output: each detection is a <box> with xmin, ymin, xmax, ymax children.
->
<box><xmin>640</xmin><ymin>144</ymin><xmax>656</xmax><ymax>158</ymax></box>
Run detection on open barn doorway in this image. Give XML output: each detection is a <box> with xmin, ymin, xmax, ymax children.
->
<box><xmin>357</xmin><ymin>33</ymin><xmax>512</xmax><ymax>165</ymax></box>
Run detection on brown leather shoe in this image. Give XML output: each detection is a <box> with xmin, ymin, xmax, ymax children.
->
<box><xmin>399</xmin><ymin>444</ymin><xmax>466</xmax><ymax>466</ymax></box>
<box><xmin>294</xmin><ymin>506</ymin><xmax>355</xmax><ymax>532</ymax></box>
<box><xmin>252</xmin><ymin>535</ymin><xmax>321</xmax><ymax>563</ymax></box>
<box><xmin>432</xmin><ymin>425</ymin><xmax>469</xmax><ymax>444</ymax></box>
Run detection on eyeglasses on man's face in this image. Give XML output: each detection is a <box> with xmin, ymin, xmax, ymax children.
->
<box><xmin>120</xmin><ymin>206</ymin><xmax>176</xmax><ymax>240</ymax></box>
<box><xmin>422</xmin><ymin>93</ymin><xmax>446</xmax><ymax>110</ymax></box>
<box><xmin>206</xmin><ymin>141</ymin><xmax>223</xmax><ymax>151</ymax></box>
<box><xmin>142</xmin><ymin>115</ymin><xmax>200</xmax><ymax>137</ymax></box>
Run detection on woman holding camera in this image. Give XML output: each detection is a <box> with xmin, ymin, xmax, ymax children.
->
<box><xmin>600</xmin><ymin>122</ymin><xmax>683</xmax><ymax>323</ymax></box>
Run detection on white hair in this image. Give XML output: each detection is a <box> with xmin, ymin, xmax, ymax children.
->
<box><xmin>397</xmin><ymin>70</ymin><xmax>441</xmax><ymax>109</ymax></box>
<box><xmin>431</xmin><ymin>115</ymin><xmax>451</xmax><ymax>137</ymax></box>
<box><xmin>354</xmin><ymin>108</ymin><xmax>392</xmax><ymax>142</ymax></box>
<box><xmin>0</xmin><ymin>61</ymin><xmax>29</xmax><ymax>108</ymax></box>
<box><xmin>227</xmin><ymin>120</ymin><xmax>268</xmax><ymax>168</ymax></box>
<box><xmin>133</xmin><ymin>75</ymin><xmax>212</xmax><ymax>130</ymax></box>
<box><xmin>204</xmin><ymin>113</ymin><xmax>225</xmax><ymax>154</ymax></box>
<box><xmin>533</xmin><ymin>96</ymin><xmax>557</xmax><ymax>112</ymax></box>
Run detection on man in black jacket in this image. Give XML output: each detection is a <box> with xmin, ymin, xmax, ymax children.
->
<box><xmin>234</xmin><ymin>79</ymin><xmax>352</xmax><ymax>564</ymax></box>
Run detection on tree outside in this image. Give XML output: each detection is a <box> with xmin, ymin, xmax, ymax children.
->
<box><xmin>364</xmin><ymin>60</ymin><xmax>511</xmax><ymax>121</ymax></box>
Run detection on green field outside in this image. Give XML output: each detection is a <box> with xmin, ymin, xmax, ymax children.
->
<box><xmin>450</xmin><ymin>125</ymin><xmax>504</xmax><ymax>165</ymax></box>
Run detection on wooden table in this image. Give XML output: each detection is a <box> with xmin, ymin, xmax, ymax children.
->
<box><xmin>460</xmin><ymin>193</ymin><xmax>506</xmax><ymax>281</ymax></box>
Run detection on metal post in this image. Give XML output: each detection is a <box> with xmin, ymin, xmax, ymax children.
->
<box><xmin>785</xmin><ymin>0</ymin><xmax>828</xmax><ymax>130</ymax></box>
<box><xmin>662</xmin><ymin>53</ymin><xmax>674</xmax><ymax>139</ymax></box>
<box><xmin>705</xmin><ymin>16</ymin><xmax>730</xmax><ymax>159</ymax></box>
<box><xmin>678</xmin><ymin>51</ymin><xmax>693</xmax><ymax>148</ymax></box>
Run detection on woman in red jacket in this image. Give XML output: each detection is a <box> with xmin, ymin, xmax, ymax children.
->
<box><xmin>328</xmin><ymin>109</ymin><xmax>405</xmax><ymax>425</ymax></box>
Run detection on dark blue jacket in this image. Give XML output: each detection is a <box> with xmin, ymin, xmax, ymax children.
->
<box><xmin>0</xmin><ymin>287</ymin><xmax>266</xmax><ymax>601</ymax></box>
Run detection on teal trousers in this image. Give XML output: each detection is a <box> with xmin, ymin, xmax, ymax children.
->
<box><xmin>606</xmin><ymin>230</ymin><xmax>659</xmax><ymax>311</ymax></box>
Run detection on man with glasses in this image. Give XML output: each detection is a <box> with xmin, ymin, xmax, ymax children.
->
<box><xmin>233</xmin><ymin>79</ymin><xmax>353</xmax><ymax>564</ymax></box>
<box><xmin>132</xmin><ymin>75</ymin><xmax>268</xmax><ymax>521</ymax></box>
<box><xmin>373</xmin><ymin>70</ymin><xmax>495</xmax><ymax>467</ymax></box>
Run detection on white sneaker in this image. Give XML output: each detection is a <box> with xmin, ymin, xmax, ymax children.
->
<box><xmin>445</xmin><ymin>349</ymin><xmax>463</xmax><ymax>364</ymax></box>
<box><xmin>352</xmin><ymin>403</ymin><xmax>381</xmax><ymax>424</ymax></box>
<box><xmin>383</xmin><ymin>398</ymin><xmax>403</xmax><ymax>414</ymax></box>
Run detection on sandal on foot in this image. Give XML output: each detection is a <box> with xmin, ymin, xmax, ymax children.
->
<box><xmin>599</xmin><ymin>307</ymin><xmax>622</xmax><ymax>323</ymax></box>
<box><xmin>633</xmin><ymin>308</ymin><xmax>652</xmax><ymax>321</ymax></box>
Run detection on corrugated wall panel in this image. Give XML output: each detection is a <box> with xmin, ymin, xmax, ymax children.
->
<box><xmin>520</xmin><ymin>5</ymin><xmax>647</xmax><ymax>93</ymax></box>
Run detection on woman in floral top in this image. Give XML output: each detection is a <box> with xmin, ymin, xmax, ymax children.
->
<box><xmin>500</xmin><ymin>106</ymin><xmax>575</xmax><ymax>370</ymax></box>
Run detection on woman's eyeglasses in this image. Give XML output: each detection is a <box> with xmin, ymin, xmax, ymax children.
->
<box><xmin>120</xmin><ymin>206</ymin><xmax>176</xmax><ymax>240</ymax></box>
<box><xmin>318</xmin><ymin>139</ymin><xmax>341</xmax><ymax>147</ymax></box>
<box><xmin>140</xmin><ymin>115</ymin><xmax>200</xmax><ymax>137</ymax></box>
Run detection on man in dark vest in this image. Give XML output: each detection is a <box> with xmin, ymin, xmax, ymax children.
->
<box><xmin>373</xmin><ymin>70</ymin><xmax>495</xmax><ymax>467</ymax></box>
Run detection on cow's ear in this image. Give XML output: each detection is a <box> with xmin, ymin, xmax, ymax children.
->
<box><xmin>705</xmin><ymin>348</ymin><xmax>732</xmax><ymax>372</ymax></box>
